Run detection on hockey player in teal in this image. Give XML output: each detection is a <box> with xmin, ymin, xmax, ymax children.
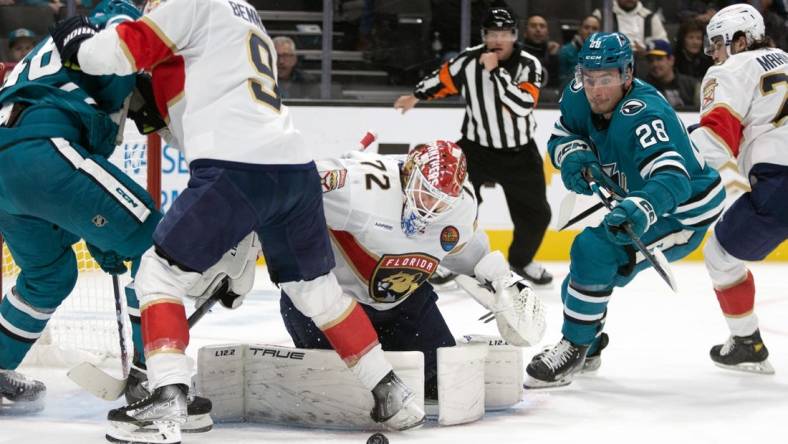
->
<box><xmin>0</xmin><ymin>0</ymin><xmax>160</xmax><ymax>411</ymax></box>
<box><xmin>526</xmin><ymin>32</ymin><xmax>726</xmax><ymax>388</ymax></box>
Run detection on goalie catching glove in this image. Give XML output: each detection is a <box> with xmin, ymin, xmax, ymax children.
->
<box><xmin>187</xmin><ymin>232</ymin><xmax>261</xmax><ymax>309</ymax></box>
<box><xmin>456</xmin><ymin>251</ymin><xmax>546</xmax><ymax>347</ymax></box>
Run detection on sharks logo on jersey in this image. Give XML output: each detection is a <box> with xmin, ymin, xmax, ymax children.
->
<box><xmin>620</xmin><ymin>99</ymin><xmax>646</xmax><ymax>116</ymax></box>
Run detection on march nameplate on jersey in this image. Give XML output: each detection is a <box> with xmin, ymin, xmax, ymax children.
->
<box><xmin>369</xmin><ymin>253</ymin><xmax>439</xmax><ymax>303</ymax></box>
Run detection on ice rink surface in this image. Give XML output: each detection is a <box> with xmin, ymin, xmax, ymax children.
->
<box><xmin>3</xmin><ymin>262</ymin><xmax>787</xmax><ymax>444</ymax></box>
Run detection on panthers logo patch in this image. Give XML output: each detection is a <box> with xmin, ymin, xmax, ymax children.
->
<box><xmin>702</xmin><ymin>78</ymin><xmax>718</xmax><ymax>110</ymax></box>
<box><xmin>320</xmin><ymin>169</ymin><xmax>347</xmax><ymax>193</ymax></box>
<box><xmin>620</xmin><ymin>99</ymin><xmax>646</xmax><ymax>116</ymax></box>
<box><xmin>370</xmin><ymin>253</ymin><xmax>439</xmax><ymax>303</ymax></box>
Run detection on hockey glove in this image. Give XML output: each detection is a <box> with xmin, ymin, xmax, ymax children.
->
<box><xmin>457</xmin><ymin>251</ymin><xmax>546</xmax><ymax>346</ymax></box>
<box><xmin>50</xmin><ymin>16</ymin><xmax>99</xmax><ymax>66</ymax></box>
<box><xmin>188</xmin><ymin>232</ymin><xmax>260</xmax><ymax>310</ymax></box>
<box><xmin>86</xmin><ymin>243</ymin><xmax>128</xmax><ymax>275</ymax></box>
<box><xmin>128</xmin><ymin>74</ymin><xmax>168</xmax><ymax>135</ymax></box>
<box><xmin>559</xmin><ymin>145</ymin><xmax>599</xmax><ymax>196</ymax></box>
<box><xmin>603</xmin><ymin>195</ymin><xmax>658</xmax><ymax>245</ymax></box>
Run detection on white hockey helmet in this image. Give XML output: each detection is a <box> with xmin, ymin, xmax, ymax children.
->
<box><xmin>705</xmin><ymin>4</ymin><xmax>765</xmax><ymax>57</ymax></box>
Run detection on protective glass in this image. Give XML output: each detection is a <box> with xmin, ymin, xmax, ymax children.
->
<box><xmin>704</xmin><ymin>35</ymin><xmax>726</xmax><ymax>56</ymax></box>
<box><xmin>481</xmin><ymin>28</ymin><xmax>518</xmax><ymax>43</ymax></box>
<box><xmin>574</xmin><ymin>66</ymin><xmax>627</xmax><ymax>88</ymax></box>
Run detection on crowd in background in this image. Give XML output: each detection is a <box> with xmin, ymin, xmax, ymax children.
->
<box><xmin>2</xmin><ymin>0</ymin><xmax>788</xmax><ymax>108</ymax></box>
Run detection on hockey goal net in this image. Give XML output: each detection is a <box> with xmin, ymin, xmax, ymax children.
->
<box><xmin>1</xmin><ymin>63</ymin><xmax>162</xmax><ymax>367</ymax></box>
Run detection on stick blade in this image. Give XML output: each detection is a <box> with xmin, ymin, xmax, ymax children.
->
<box><xmin>652</xmin><ymin>247</ymin><xmax>678</xmax><ymax>293</ymax></box>
<box><xmin>67</xmin><ymin>362</ymin><xmax>126</xmax><ymax>401</ymax></box>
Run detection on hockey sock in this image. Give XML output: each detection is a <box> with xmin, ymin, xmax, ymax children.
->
<box><xmin>715</xmin><ymin>270</ymin><xmax>759</xmax><ymax>337</ymax></box>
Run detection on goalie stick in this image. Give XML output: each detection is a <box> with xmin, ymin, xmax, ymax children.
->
<box><xmin>67</xmin><ymin>279</ymin><xmax>227</xmax><ymax>401</ymax></box>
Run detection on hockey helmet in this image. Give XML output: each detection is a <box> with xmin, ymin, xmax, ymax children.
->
<box><xmin>481</xmin><ymin>7</ymin><xmax>518</xmax><ymax>42</ymax></box>
<box><xmin>705</xmin><ymin>4</ymin><xmax>765</xmax><ymax>57</ymax></box>
<box><xmin>575</xmin><ymin>32</ymin><xmax>633</xmax><ymax>87</ymax></box>
<box><xmin>401</xmin><ymin>141</ymin><xmax>467</xmax><ymax>237</ymax></box>
<box><xmin>90</xmin><ymin>0</ymin><xmax>141</xmax><ymax>27</ymax></box>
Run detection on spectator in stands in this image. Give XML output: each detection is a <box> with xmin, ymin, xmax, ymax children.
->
<box><xmin>522</xmin><ymin>14</ymin><xmax>560</xmax><ymax>87</ymax></box>
<box><xmin>644</xmin><ymin>39</ymin><xmax>699</xmax><ymax>109</ymax></box>
<box><xmin>558</xmin><ymin>15</ymin><xmax>601</xmax><ymax>87</ymax></box>
<box><xmin>674</xmin><ymin>19</ymin><xmax>712</xmax><ymax>81</ymax></box>
<box><xmin>593</xmin><ymin>0</ymin><xmax>668</xmax><ymax>54</ymax></box>
<box><xmin>7</xmin><ymin>28</ymin><xmax>38</xmax><ymax>63</ymax></box>
<box><xmin>17</xmin><ymin>0</ymin><xmax>63</xmax><ymax>15</ymax></box>
<box><xmin>677</xmin><ymin>1</ymin><xmax>730</xmax><ymax>24</ymax></box>
<box><xmin>274</xmin><ymin>36</ymin><xmax>318</xmax><ymax>99</ymax></box>
<box><xmin>753</xmin><ymin>0</ymin><xmax>788</xmax><ymax>50</ymax></box>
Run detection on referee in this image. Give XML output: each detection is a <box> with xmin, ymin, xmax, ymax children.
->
<box><xmin>394</xmin><ymin>6</ymin><xmax>553</xmax><ymax>285</ymax></box>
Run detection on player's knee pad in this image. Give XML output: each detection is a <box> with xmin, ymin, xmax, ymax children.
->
<box><xmin>703</xmin><ymin>233</ymin><xmax>747</xmax><ymax>288</ymax></box>
<box><xmin>569</xmin><ymin>228</ymin><xmax>620</xmax><ymax>285</ymax></box>
<box><xmin>14</xmin><ymin>250</ymin><xmax>78</xmax><ymax>309</ymax></box>
<box><xmin>279</xmin><ymin>273</ymin><xmax>353</xmax><ymax>328</ymax></box>
<box><xmin>135</xmin><ymin>247</ymin><xmax>201</xmax><ymax>306</ymax></box>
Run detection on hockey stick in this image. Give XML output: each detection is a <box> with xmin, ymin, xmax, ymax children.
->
<box><xmin>111</xmin><ymin>274</ymin><xmax>130</xmax><ymax>379</ymax></box>
<box><xmin>586</xmin><ymin>175</ymin><xmax>678</xmax><ymax>292</ymax></box>
<box><xmin>67</xmin><ymin>279</ymin><xmax>226</xmax><ymax>401</ymax></box>
<box><xmin>555</xmin><ymin>191</ymin><xmax>607</xmax><ymax>231</ymax></box>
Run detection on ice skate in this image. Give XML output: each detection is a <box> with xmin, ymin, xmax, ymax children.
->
<box><xmin>710</xmin><ymin>330</ymin><xmax>775</xmax><ymax>375</ymax></box>
<box><xmin>124</xmin><ymin>366</ymin><xmax>213</xmax><ymax>433</ymax></box>
<box><xmin>106</xmin><ymin>383</ymin><xmax>188</xmax><ymax>444</ymax></box>
<box><xmin>524</xmin><ymin>338</ymin><xmax>588</xmax><ymax>388</ymax></box>
<box><xmin>511</xmin><ymin>262</ymin><xmax>553</xmax><ymax>286</ymax></box>
<box><xmin>0</xmin><ymin>369</ymin><xmax>46</xmax><ymax>413</ymax></box>
<box><xmin>370</xmin><ymin>370</ymin><xmax>425</xmax><ymax>431</ymax></box>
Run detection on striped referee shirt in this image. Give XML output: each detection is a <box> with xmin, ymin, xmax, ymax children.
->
<box><xmin>414</xmin><ymin>43</ymin><xmax>543</xmax><ymax>150</ymax></box>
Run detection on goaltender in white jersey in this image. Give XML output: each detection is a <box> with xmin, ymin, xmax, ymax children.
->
<box><xmin>318</xmin><ymin>152</ymin><xmax>478</xmax><ymax>311</ymax></box>
<box><xmin>280</xmin><ymin>140</ymin><xmax>546</xmax><ymax>402</ymax></box>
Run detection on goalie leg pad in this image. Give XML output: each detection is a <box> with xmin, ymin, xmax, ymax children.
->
<box><xmin>436</xmin><ymin>343</ymin><xmax>486</xmax><ymax>426</ymax></box>
<box><xmin>196</xmin><ymin>344</ymin><xmax>424</xmax><ymax>430</ymax></box>
<box><xmin>460</xmin><ymin>335</ymin><xmax>523</xmax><ymax>410</ymax></box>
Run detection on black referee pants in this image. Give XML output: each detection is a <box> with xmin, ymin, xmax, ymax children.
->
<box><xmin>457</xmin><ymin>138</ymin><xmax>551</xmax><ymax>268</ymax></box>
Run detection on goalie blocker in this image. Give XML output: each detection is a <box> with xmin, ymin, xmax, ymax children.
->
<box><xmin>197</xmin><ymin>340</ymin><xmax>522</xmax><ymax>429</ymax></box>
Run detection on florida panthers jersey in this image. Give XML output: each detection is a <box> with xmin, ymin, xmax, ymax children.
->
<box><xmin>316</xmin><ymin>154</ymin><xmax>478</xmax><ymax>311</ymax></box>
<box><xmin>691</xmin><ymin>48</ymin><xmax>788</xmax><ymax>176</ymax></box>
<box><xmin>77</xmin><ymin>0</ymin><xmax>311</xmax><ymax>166</ymax></box>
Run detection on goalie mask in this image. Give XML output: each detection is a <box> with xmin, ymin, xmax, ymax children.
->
<box><xmin>401</xmin><ymin>140</ymin><xmax>467</xmax><ymax>237</ymax></box>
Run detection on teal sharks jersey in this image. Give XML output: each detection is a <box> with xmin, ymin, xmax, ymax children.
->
<box><xmin>548</xmin><ymin>78</ymin><xmax>726</xmax><ymax>230</ymax></box>
<box><xmin>0</xmin><ymin>7</ymin><xmax>139</xmax><ymax>156</ymax></box>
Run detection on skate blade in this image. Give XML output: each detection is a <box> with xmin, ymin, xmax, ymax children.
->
<box><xmin>106</xmin><ymin>420</ymin><xmax>182</xmax><ymax>444</ymax></box>
<box><xmin>523</xmin><ymin>374</ymin><xmax>574</xmax><ymax>389</ymax></box>
<box><xmin>714</xmin><ymin>360</ymin><xmax>776</xmax><ymax>375</ymax></box>
<box><xmin>382</xmin><ymin>396</ymin><xmax>426</xmax><ymax>431</ymax></box>
<box><xmin>182</xmin><ymin>413</ymin><xmax>213</xmax><ymax>433</ymax></box>
<box><xmin>0</xmin><ymin>398</ymin><xmax>45</xmax><ymax>415</ymax></box>
<box><xmin>581</xmin><ymin>357</ymin><xmax>601</xmax><ymax>373</ymax></box>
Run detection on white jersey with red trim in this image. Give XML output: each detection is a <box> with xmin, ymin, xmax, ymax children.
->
<box><xmin>316</xmin><ymin>154</ymin><xmax>478</xmax><ymax>311</ymax></box>
<box><xmin>77</xmin><ymin>0</ymin><xmax>311</xmax><ymax>166</ymax></box>
<box><xmin>692</xmin><ymin>47</ymin><xmax>788</xmax><ymax>177</ymax></box>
